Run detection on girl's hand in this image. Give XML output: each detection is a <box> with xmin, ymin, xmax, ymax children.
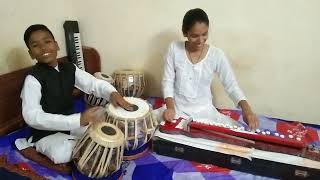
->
<box><xmin>243</xmin><ymin>110</ymin><xmax>259</xmax><ymax>130</ymax></box>
<box><xmin>163</xmin><ymin>108</ymin><xmax>175</xmax><ymax>122</ymax></box>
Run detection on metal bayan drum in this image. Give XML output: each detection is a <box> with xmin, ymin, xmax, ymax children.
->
<box><xmin>113</xmin><ymin>70</ymin><xmax>145</xmax><ymax>97</ymax></box>
<box><xmin>85</xmin><ymin>72</ymin><xmax>114</xmax><ymax>107</ymax></box>
<box><xmin>72</xmin><ymin>122</ymin><xmax>124</xmax><ymax>179</ymax></box>
<box><xmin>105</xmin><ymin>97</ymin><xmax>158</xmax><ymax>159</ymax></box>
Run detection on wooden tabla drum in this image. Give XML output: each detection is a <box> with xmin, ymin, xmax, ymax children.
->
<box><xmin>113</xmin><ymin>70</ymin><xmax>145</xmax><ymax>97</ymax></box>
<box><xmin>72</xmin><ymin>122</ymin><xmax>124</xmax><ymax>179</ymax></box>
<box><xmin>85</xmin><ymin>72</ymin><xmax>114</xmax><ymax>107</ymax></box>
<box><xmin>105</xmin><ymin>97</ymin><xmax>158</xmax><ymax>160</ymax></box>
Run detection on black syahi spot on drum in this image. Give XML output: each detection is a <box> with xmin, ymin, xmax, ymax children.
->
<box><xmin>101</xmin><ymin>126</ymin><xmax>116</xmax><ymax>135</ymax></box>
<box><xmin>126</xmin><ymin>104</ymin><xmax>139</xmax><ymax>112</ymax></box>
<box><xmin>102</xmin><ymin>74</ymin><xmax>110</xmax><ymax>78</ymax></box>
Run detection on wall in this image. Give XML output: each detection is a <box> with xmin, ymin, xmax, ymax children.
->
<box><xmin>75</xmin><ymin>0</ymin><xmax>320</xmax><ymax>124</ymax></box>
<box><xmin>0</xmin><ymin>0</ymin><xmax>75</xmax><ymax>74</ymax></box>
<box><xmin>1</xmin><ymin>0</ymin><xmax>319</xmax><ymax>124</ymax></box>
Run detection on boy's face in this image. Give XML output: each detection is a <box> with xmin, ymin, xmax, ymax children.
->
<box><xmin>28</xmin><ymin>30</ymin><xmax>59</xmax><ymax>67</ymax></box>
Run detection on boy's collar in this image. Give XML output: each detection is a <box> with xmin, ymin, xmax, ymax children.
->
<box><xmin>36</xmin><ymin>62</ymin><xmax>60</xmax><ymax>71</ymax></box>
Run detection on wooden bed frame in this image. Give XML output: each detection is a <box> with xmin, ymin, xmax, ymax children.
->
<box><xmin>0</xmin><ymin>46</ymin><xmax>101</xmax><ymax>136</ymax></box>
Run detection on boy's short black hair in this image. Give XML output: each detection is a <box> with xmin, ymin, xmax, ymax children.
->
<box><xmin>24</xmin><ymin>24</ymin><xmax>55</xmax><ymax>48</ymax></box>
<box><xmin>182</xmin><ymin>8</ymin><xmax>209</xmax><ymax>35</ymax></box>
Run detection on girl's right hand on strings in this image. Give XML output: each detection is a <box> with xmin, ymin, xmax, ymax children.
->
<box><xmin>163</xmin><ymin>108</ymin><xmax>175</xmax><ymax>122</ymax></box>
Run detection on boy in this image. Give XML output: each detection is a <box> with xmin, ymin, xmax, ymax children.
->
<box><xmin>15</xmin><ymin>24</ymin><xmax>131</xmax><ymax>164</ymax></box>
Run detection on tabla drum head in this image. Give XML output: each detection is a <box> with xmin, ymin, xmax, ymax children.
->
<box><xmin>107</xmin><ymin>97</ymin><xmax>150</xmax><ymax>119</ymax></box>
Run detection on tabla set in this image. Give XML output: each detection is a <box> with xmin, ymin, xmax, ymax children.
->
<box><xmin>85</xmin><ymin>70</ymin><xmax>145</xmax><ymax>107</ymax></box>
<box><xmin>113</xmin><ymin>70</ymin><xmax>145</xmax><ymax>97</ymax></box>
<box><xmin>72</xmin><ymin>122</ymin><xmax>124</xmax><ymax>179</ymax></box>
<box><xmin>72</xmin><ymin>97</ymin><xmax>158</xmax><ymax>179</ymax></box>
<box><xmin>84</xmin><ymin>72</ymin><xmax>114</xmax><ymax>107</ymax></box>
<box><xmin>105</xmin><ymin>97</ymin><xmax>158</xmax><ymax>159</ymax></box>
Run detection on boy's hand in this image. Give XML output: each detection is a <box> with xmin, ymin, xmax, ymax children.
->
<box><xmin>80</xmin><ymin>106</ymin><xmax>105</xmax><ymax>126</ymax></box>
<box><xmin>110</xmin><ymin>92</ymin><xmax>133</xmax><ymax>111</ymax></box>
<box><xmin>163</xmin><ymin>108</ymin><xmax>175</xmax><ymax>122</ymax></box>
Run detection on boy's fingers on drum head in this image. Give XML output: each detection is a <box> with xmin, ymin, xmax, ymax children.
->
<box><xmin>124</xmin><ymin>104</ymin><xmax>135</xmax><ymax>111</ymax></box>
<box><xmin>120</xmin><ymin>101</ymin><xmax>133</xmax><ymax>111</ymax></box>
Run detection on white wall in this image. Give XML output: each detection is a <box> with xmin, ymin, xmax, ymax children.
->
<box><xmin>0</xmin><ymin>0</ymin><xmax>75</xmax><ymax>73</ymax></box>
<box><xmin>0</xmin><ymin>0</ymin><xmax>319</xmax><ymax>124</ymax></box>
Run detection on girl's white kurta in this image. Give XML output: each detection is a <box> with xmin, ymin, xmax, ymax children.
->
<box><xmin>162</xmin><ymin>41</ymin><xmax>246</xmax><ymax>125</ymax></box>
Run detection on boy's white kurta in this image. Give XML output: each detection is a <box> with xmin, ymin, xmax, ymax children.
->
<box><xmin>15</xmin><ymin>65</ymin><xmax>116</xmax><ymax>164</ymax></box>
<box><xmin>161</xmin><ymin>41</ymin><xmax>246</xmax><ymax>124</ymax></box>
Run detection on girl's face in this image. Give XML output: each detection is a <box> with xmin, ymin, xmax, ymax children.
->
<box><xmin>28</xmin><ymin>30</ymin><xmax>59</xmax><ymax>67</ymax></box>
<box><xmin>185</xmin><ymin>22</ymin><xmax>209</xmax><ymax>51</ymax></box>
